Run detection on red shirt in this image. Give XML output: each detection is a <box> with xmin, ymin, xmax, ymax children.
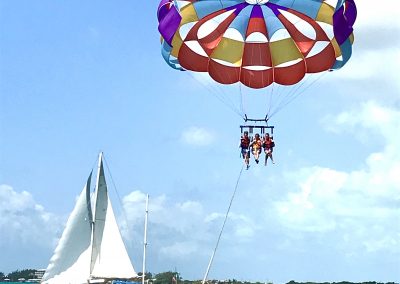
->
<box><xmin>263</xmin><ymin>137</ymin><xmax>274</xmax><ymax>149</ymax></box>
<box><xmin>241</xmin><ymin>136</ymin><xmax>250</xmax><ymax>148</ymax></box>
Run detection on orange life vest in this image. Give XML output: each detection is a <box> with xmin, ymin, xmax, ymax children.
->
<box><xmin>263</xmin><ymin>138</ymin><xmax>274</xmax><ymax>149</ymax></box>
<box><xmin>241</xmin><ymin>136</ymin><xmax>250</xmax><ymax>148</ymax></box>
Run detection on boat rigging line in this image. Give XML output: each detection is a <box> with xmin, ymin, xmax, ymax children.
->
<box><xmin>102</xmin><ymin>153</ymin><xmax>130</xmax><ymax>227</ymax></box>
<box><xmin>142</xmin><ymin>194</ymin><xmax>149</xmax><ymax>284</ymax></box>
<box><xmin>202</xmin><ymin>164</ymin><xmax>245</xmax><ymax>284</ymax></box>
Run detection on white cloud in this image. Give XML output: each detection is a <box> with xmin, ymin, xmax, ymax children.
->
<box><xmin>326</xmin><ymin>0</ymin><xmax>400</xmax><ymax>94</ymax></box>
<box><xmin>275</xmin><ymin>167</ymin><xmax>347</xmax><ymax>232</ymax></box>
<box><xmin>205</xmin><ymin>211</ymin><xmax>257</xmax><ymax>240</ymax></box>
<box><xmin>122</xmin><ymin>190</ymin><xmax>150</xmax><ymax>222</ymax></box>
<box><xmin>332</xmin><ymin>48</ymin><xmax>400</xmax><ymax>84</ymax></box>
<box><xmin>356</xmin><ymin>0</ymin><xmax>400</xmax><ymax>30</ymax></box>
<box><xmin>325</xmin><ymin>101</ymin><xmax>400</xmax><ymax>145</ymax></box>
<box><xmin>0</xmin><ymin>185</ymin><xmax>63</xmax><ymax>272</ymax></box>
<box><xmin>274</xmin><ymin>102</ymin><xmax>400</xmax><ymax>254</ymax></box>
<box><xmin>122</xmin><ymin>191</ymin><xmax>209</xmax><ymax>259</ymax></box>
<box><xmin>120</xmin><ymin>188</ymin><xmax>259</xmax><ymax>263</ymax></box>
<box><xmin>181</xmin><ymin>127</ymin><xmax>215</xmax><ymax>147</ymax></box>
<box><xmin>229</xmin><ymin>213</ymin><xmax>258</xmax><ymax>239</ymax></box>
<box><xmin>178</xmin><ymin>200</ymin><xmax>203</xmax><ymax>214</ymax></box>
<box><xmin>0</xmin><ymin>185</ymin><xmax>60</xmax><ymax>246</ymax></box>
<box><xmin>160</xmin><ymin>241</ymin><xmax>198</xmax><ymax>258</ymax></box>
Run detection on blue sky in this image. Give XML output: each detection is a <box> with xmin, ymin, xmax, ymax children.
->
<box><xmin>1</xmin><ymin>0</ymin><xmax>399</xmax><ymax>283</ymax></box>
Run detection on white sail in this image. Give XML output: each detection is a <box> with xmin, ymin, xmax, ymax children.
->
<box><xmin>90</xmin><ymin>154</ymin><xmax>137</xmax><ymax>280</ymax></box>
<box><xmin>42</xmin><ymin>153</ymin><xmax>137</xmax><ymax>284</ymax></box>
<box><xmin>42</xmin><ymin>173</ymin><xmax>93</xmax><ymax>284</ymax></box>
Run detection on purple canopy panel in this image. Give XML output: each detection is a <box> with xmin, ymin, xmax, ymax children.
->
<box><xmin>158</xmin><ymin>1</ymin><xmax>182</xmax><ymax>46</ymax></box>
<box><xmin>158</xmin><ymin>0</ymin><xmax>172</xmax><ymax>19</ymax></box>
<box><xmin>344</xmin><ymin>0</ymin><xmax>357</xmax><ymax>27</ymax></box>
<box><xmin>333</xmin><ymin>0</ymin><xmax>357</xmax><ymax>45</ymax></box>
<box><xmin>250</xmin><ymin>4</ymin><xmax>263</xmax><ymax>18</ymax></box>
<box><xmin>226</xmin><ymin>2</ymin><xmax>248</xmax><ymax>15</ymax></box>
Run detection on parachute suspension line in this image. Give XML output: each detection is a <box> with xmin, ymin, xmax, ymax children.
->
<box><xmin>186</xmin><ymin>72</ymin><xmax>244</xmax><ymax>119</ymax></box>
<box><xmin>266</xmin><ymin>82</ymin><xmax>286</xmax><ymax>118</ymax></box>
<box><xmin>206</xmin><ymin>69</ymin><xmax>246</xmax><ymax>118</ymax></box>
<box><xmin>278</xmin><ymin>71</ymin><xmax>327</xmax><ymax>116</ymax></box>
<box><xmin>263</xmin><ymin>41</ymin><xmax>275</xmax><ymax>119</ymax></box>
<box><xmin>202</xmin><ymin>164</ymin><xmax>245</xmax><ymax>284</ymax></box>
<box><xmin>211</xmin><ymin>67</ymin><xmax>246</xmax><ymax>118</ymax></box>
<box><xmin>269</xmin><ymin>71</ymin><xmax>328</xmax><ymax>119</ymax></box>
<box><xmin>272</xmin><ymin>74</ymin><xmax>312</xmax><ymax>114</ymax></box>
<box><xmin>239</xmin><ymin>82</ymin><xmax>246</xmax><ymax>117</ymax></box>
<box><xmin>265</xmin><ymin>79</ymin><xmax>275</xmax><ymax>119</ymax></box>
<box><xmin>186</xmin><ymin>73</ymin><xmax>235</xmax><ymax>114</ymax></box>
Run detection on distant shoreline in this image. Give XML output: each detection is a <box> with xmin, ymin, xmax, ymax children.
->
<box><xmin>0</xmin><ymin>282</ymin><xmax>39</xmax><ymax>284</ymax></box>
<box><xmin>0</xmin><ymin>282</ymin><xmax>40</xmax><ymax>284</ymax></box>
<box><xmin>0</xmin><ymin>282</ymin><xmax>38</xmax><ymax>284</ymax></box>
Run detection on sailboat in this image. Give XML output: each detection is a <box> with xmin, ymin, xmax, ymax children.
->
<box><xmin>42</xmin><ymin>153</ymin><xmax>138</xmax><ymax>284</ymax></box>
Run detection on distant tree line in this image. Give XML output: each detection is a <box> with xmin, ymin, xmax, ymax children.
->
<box><xmin>0</xmin><ymin>270</ymin><xmax>398</xmax><ymax>284</ymax></box>
<box><xmin>286</xmin><ymin>282</ymin><xmax>398</xmax><ymax>284</ymax></box>
<box><xmin>141</xmin><ymin>272</ymin><xmax>398</xmax><ymax>284</ymax></box>
<box><xmin>147</xmin><ymin>271</ymin><xmax>271</xmax><ymax>284</ymax></box>
<box><xmin>0</xmin><ymin>269</ymin><xmax>37</xmax><ymax>281</ymax></box>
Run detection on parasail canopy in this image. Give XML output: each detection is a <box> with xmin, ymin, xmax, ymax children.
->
<box><xmin>157</xmin><ymin>0</ymin><xmax>357</xmax><ymax>89</ymax></box>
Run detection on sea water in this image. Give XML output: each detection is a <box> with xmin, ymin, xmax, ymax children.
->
<box><xmin>0</xmin><ymin>281</ymin><xmax>140</xmax><ymax>284</ymax></box>
<box><xmin>0</xmin><ymin>282</ymin><xmax>40</xmax><ymax>284</ymax></box>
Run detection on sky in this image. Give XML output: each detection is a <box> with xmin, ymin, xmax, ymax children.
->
<box><xmin>0</xmin><ymin>0</ymin><xmax>399</xmax><ymax>283</ymax></box>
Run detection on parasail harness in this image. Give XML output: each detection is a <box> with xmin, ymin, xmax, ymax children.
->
<box><xmin>240</xmin><ymin>115</ymin><xmax>274</xmax><ymax>141</ymax></box>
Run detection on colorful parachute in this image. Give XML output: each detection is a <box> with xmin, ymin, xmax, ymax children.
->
<box><xmin>157</xmin><ymin>0</ymin><xmax>357</xmax><ymax>89</ymax></box>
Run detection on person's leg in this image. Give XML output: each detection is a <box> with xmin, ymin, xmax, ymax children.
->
<box><xmin>269</xmin><ymin>149</ymin><xmax>274</xmax><ymax>164</ymax></box>
<box><xmin>264</xmin><ymin>150</ymin><xmax>268</xmax><ymax>166</ymax></box>
<box><xmin>254</xmin><ymin>149</ymin><xmax>259</xmax><ymax>163</ymax></box>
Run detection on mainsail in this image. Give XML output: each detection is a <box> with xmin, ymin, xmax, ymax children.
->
<box><xmin>42</xmin><ymin>153</ymin><xmax>137</xmax><ymax>284</ymax></box>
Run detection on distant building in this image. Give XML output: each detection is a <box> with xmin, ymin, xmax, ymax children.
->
<box><xmin>34</xmin><ymin>269</ymin><xmax>46</xmax><ymax>280</ymax></box>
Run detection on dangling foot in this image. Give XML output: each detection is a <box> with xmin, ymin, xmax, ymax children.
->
<box><xmin>255</xmin><ymin>159</ymin><xmax>259</xmax><ymax>164</ymax></box>
<box><xmin>246</xmin><ymin>165</ymin><xmax>250</xmax><ymax>170</ymax></box>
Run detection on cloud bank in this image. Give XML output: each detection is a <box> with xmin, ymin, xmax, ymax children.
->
<box><xmin>275</xmin><ymin>101</ymin><xmax>400</xmax><ymax>256</ymax></box>
<box><xmin>0</xmin><ymin>185</ymin><xmax>59</xmax><ymax>246</ymax></box>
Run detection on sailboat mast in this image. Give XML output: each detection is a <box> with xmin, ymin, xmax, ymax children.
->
<box><xmin>93</xmin><ymin>151</ymin><xmax>104</xmax><ymax>213</ymax></box>
<box><xmin>89</xmin><ymin>151</ymin><xmax>104</xmax><ymax>275</ymax></box>
<box><xmin>142</xmin><ymin>194</ymin><xmax>149</xmax><ymax>284</ymax></box>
